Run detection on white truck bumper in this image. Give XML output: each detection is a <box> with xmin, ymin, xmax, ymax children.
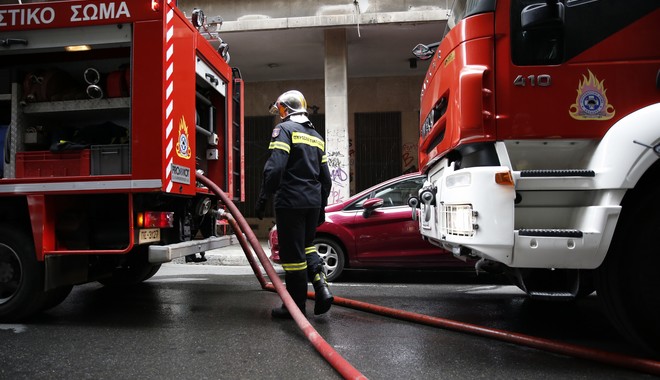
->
<box><xmin>419</xmin><ymin>162</ymin><xmax>618</xmax><ymax>269</ymax></box>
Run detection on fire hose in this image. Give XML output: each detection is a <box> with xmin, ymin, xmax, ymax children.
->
<box><xmin>197</xmin><ymin>173</ymin><xmax>660</xmax><ymax>378</ymax></box>
<box><xmin>197</xmin><ymin>174</ymin><xmax>367</xmax><ymax>380</ymax></box>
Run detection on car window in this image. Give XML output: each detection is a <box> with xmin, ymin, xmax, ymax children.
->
<box><xmin>347</xmin><ymin>176</ymin><xmax>424</xmax><ymax>210</ymax></box>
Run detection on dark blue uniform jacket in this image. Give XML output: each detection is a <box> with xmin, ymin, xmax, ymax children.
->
<box><xmin>259</xmin><ymin>119</ymin><xmax>332</xmax><ymax>209</ymax></box>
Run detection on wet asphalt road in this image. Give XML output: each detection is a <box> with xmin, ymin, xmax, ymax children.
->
<box><xmin>0</xmin><ymin>264</ymin><xmax>657</xmax><ymax>380</ymax></box>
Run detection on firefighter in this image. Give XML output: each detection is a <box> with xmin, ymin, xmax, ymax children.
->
<box><xmin>256</xmin><ymin>90</ymin><xmax>333</xmax><ymax>319</ymax></box>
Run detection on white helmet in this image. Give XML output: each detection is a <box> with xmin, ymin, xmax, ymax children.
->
<box><xmin>269</xmin><ymin>90</ymin><xmax>308</xmax><ymax>119</ymax></box>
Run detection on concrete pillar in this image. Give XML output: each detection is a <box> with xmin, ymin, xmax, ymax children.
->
<box><xmin>324</xmin><ymin>28</ymin><xmax>350</xmax><ymax>205</ymax></box>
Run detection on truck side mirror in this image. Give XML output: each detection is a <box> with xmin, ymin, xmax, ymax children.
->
<box><xmin>411</xmin><ymin>43</ymin><xmax>438</xmax><ymax>61</ymax></box>
<box><xmin>521</xmin><ymin>0</ymin><xmax>565</xmax><ymax>31</ymax></box>
<box><xmin>362</xmin><ymin>198</ymin><xmax>384</xmax><ymax>218</ymax></box>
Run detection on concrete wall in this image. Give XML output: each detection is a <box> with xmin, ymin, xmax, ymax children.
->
<box><xmin>179</xmin><ymin>0</ymin><xmax>451</xmax><ymax>21</ymax></box>
<box><xmin>245</xmin><ymin>74</ymin><xmax>423</xmax><ymax>183</ymax></box>
<box><xmin>245</xmin><ymin>75</ymin><xmax>422</xmax><ymax>237</ymax></box>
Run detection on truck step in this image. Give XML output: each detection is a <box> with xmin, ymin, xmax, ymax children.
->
<box><xmin>520</xmin><ymin>169</ymin><xmax>595</xmax><ymax>177</ymax></box>
<box><xmin>527</xmin><ymin>291</ymin><xmax>575</xmax><ymax>300</ymax></box>
<box><xmin>148</xmin><ymin>235</ymin><xmax>238</xmax><ymax>263</ymax></box>
<box><xmin>518</xmin><ymin>229</ymin><xmax>583</xmax><ymax>238</ymax></box>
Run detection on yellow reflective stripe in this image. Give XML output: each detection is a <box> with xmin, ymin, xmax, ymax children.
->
<box><xmin>269</xmin><ymin>141</ymin><xmax>290</xmax><ymax>153</ymax></box>
<box><xmin>281</xmin><ymin>262</ymin><xmax>307</xmax><ymax>271</ymax></box>
<box><xmin>321</xmin><ymin>154</ymin><xmax>327</xmax><ymax>164</ymax></box>
<box><xmin>292</xmin><ymin>132</ymin><xmax>324</xmax><ymax>150</ymax></box>
<box><xmin>305</xmin><ymin>246</ymin><xmax>316</xmax><ymax>255</ymax></box>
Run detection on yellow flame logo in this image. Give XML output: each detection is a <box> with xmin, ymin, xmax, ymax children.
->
<box><xmin>569</xmin><ymin>70</ymin><xmax>615</xmax><ymax>120</ymax></box>
<box><xmin>176</xmin><ymin>116</ymin><xmax>191</xmax><ymax>159</ymax></box>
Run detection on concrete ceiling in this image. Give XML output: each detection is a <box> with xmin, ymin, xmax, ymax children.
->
<box><xmin>218</xmin><ymin>21</ymin><xmax>446</xmax><ymax>82</ymax></box>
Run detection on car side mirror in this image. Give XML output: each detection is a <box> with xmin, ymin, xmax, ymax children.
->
<box><xmin>362</xmin><ymin>198</ymin><xmax>384</xmax><ymax>218</ymax></box>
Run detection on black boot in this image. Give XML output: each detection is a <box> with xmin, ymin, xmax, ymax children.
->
<box><xmin>272</xmin><ymin>271</ymin><xmax>308</xmax><ymax>319</ymax></box>
<box><xmin>312</xmin><ymin>272</ymin><xmax>333</xmax><ymax>315</ymax></box>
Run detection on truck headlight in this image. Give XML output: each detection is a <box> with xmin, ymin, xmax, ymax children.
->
<box><xmin>441</xmin><ymin>204</ymin><xmax>476</xmax><ymax>237</ymax></box>
<box><xmin>446</xmin><ymin>172</ymin><xmax>471</xmax><ymax>188</ymax></box>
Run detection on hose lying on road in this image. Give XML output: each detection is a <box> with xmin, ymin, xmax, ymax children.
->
<box><xmin>196</xmin><ymin>173</ymin><xmax>367</xmax><ymax>380</ymax></box>
<box><xmin>295</xmin><ymin>287</ymin><xmax>660</xmax><ymax>377</ymax></box>
<box><xmin>198</xmin><ymin>173</ymin><xmax>660</xmax><ymax>377</ymax></box>
<box><xmin>259</xmin><ymin>283</ymin><xmax>660</xmax><ymax>376</ymax></box>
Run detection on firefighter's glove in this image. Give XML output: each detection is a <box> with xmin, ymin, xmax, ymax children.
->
<box><xmin>255</xmin><ymin>199</ymin><xmax>266</xmax><ymax>220</ymax></box>
<box><xmin>317</xmin><ymin>208</ymin><xmax>326</xmax><ymax>227</ymax></box>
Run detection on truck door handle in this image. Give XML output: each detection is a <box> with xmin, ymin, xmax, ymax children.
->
<box><xmin>205</xmin><ymin>73</ymin><xmax>218</xmax><ymax>86</ymax></box>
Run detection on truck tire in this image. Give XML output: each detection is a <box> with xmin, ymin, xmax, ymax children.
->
<box><xmin>595</xmin><ymin>185</ymin><xmax>660</xmax><ymax>355</ymax></box>
<box><xmin>98</xmin><ymin>262</ymin><xmax>161</xmax><ymax>287</ymax></box>
<box><xmin>98</xmin><ymin>246</ymin><xmax>161</xmax><ymax>287</ymax></box>
<box><xmin>314</xmin><ymin>237</ymin><xmax>345</xmax><ymax>282</ymax></box>
<box><xmin>0</xmin><ymin>226</ymin><xmax>49</xmax><ymax>321</ymax></box>
<box><xmin>40</xmin><ymin>285</ymin><xmax>74</xmax><ymax>312</ymax></box>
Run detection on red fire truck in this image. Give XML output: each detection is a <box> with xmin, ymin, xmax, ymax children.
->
<box><xmin>0</xmin><ymin>0</ymin><xmax>244</xmax><ymax>320</ymax></box>
<box><xmin>410</xmin><ymin>0</ymin><xmax>660</xmax><ymax>352</ymax></box>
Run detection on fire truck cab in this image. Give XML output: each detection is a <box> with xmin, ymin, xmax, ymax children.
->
<box><xmin>411</xmin><ymin>0</ymin><xmax>660</xmax><ymax>353</ymax></box>
<box><xmin>0</xmin><ymin>1</ymin><xmax>243</xmax><ymax>320</ymax></box>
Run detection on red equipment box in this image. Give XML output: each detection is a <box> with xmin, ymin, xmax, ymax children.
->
<box><xmin>15</xmin><ymin>150</ymin><xmax>91</xmax><ymax>178</ymax></box>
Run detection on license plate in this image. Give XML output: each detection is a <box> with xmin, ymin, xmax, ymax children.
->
<box><xmin>139</xmin><ymin>228</ymin><xmax>160</xmax><ymax>244</ymax></box>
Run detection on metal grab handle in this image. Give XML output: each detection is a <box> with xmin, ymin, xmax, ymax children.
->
<box><xmin>0</xmin><ymin>38</ymin><xmax>28</xmax><ymax>48</ymax></box>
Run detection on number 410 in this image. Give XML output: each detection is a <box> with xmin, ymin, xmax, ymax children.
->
<box><xmin>513</xmin><ymin>74</ymin><xmax>551</xmax><ymax>87</ymax></box>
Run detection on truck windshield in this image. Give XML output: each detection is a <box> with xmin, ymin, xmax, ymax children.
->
<box><xmin>443</xmin><ymin>0</ymin><xmax>496</xmax><ymax>39</ymax></box>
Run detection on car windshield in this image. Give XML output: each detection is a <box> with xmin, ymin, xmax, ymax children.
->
<box><xmin>349</xmin><ymin>176</ymin><xmax>424</xmax><ymax>210</ymax></box>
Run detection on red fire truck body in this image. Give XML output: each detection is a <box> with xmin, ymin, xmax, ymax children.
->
<box><xmin>412</xmin><ymin>0</ymin><xmax>660</xmax><ymax>352</ymax></box>
<box><xmin>0</xmin><ymin>0</ymin><xmax>244</xmax><ymax>320</ymax></box>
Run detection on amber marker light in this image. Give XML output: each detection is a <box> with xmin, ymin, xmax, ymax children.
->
<box><xmin>495</xmin><ymin>170</ymin><xmax>514</xmax><ymax>185</ymax></box>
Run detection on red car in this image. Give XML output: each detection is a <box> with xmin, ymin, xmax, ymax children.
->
<box><xmin>268</xmin><ymin>173</ymin><xmax>471</xmax><ymax>281</ymax></box>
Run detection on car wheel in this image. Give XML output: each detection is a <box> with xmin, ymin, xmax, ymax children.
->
<box><xmin>314</xmin><ymin>237</ymin><xmax>345</xmax><ymax>282</ymax></box>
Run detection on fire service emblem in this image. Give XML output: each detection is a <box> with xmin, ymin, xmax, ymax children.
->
<box><xmin>569</xmin><ymin>70</ymin><xmax>615</xmax><ymax>120</ymax></box>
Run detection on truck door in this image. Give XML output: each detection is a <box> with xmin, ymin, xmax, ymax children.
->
<box><xmin>495</xmin><ymin>0</ymin><xmax>659</xmax><ymax>147</ymax></box>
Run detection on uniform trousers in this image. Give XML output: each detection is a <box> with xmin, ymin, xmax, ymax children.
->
<box><xmin>275</xmin><ymin>207</ymin><xmax>324</xmax><ymax>278</ymax></box>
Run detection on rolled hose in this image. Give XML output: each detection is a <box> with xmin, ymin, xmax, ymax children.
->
<box><xmin>196</xmin><ymin>173</ymin><xmax>367</xmax><ymax>380</ymax></box>
<box><xmin>198</xmin><ymin>173</ymin><xmax>660</xmax><ymax>377</ymax></box>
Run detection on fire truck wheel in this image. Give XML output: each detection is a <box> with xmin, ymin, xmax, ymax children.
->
<box><xmin>595</xmin><ymin>185</ymin><xmax>660</xmax><ymax>355</ymax></box>
<box><xmin>40</xmin><ymin>285</ymin><xmax>74</xmax><ymax>312</ymax></box>
<box><xmin>199</xmin><ymin>212</ymin><xmax>217</xmax><ymax>238</ymax></box>
<box><xmin>98</xmin><ymin>247</ymin><xmax>162</xmax><ymax>287</ymax></box>
<box><xmin>314</xmin><ymin>237</ymin><xmax>345</xmax><ymax>282</ymax></box>
<box><xmin>99</xmin><ymin>263</ymin><xmax>162</xmax><ymax>287</ymax></box>
<box><xmin>0</xmin><ymin>226</ymin><xmax>49</xmax><ymax>321</ymax></box>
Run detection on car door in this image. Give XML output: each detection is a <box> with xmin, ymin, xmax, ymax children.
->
<box><xmin>351</xmin><ymin>176</ymin><xmax>442</xmax><ymax>264</ymax></box>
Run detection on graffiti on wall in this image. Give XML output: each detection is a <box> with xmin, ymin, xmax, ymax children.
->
<box><xmin>327</xmin><ymin>150</ymin><xmax>348</xmax><ymax>204</ymax></box>
<box><xmin>402</xmin><ymin>143</ymin><xmax>418</xmax><ymax>173</ymax></box>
